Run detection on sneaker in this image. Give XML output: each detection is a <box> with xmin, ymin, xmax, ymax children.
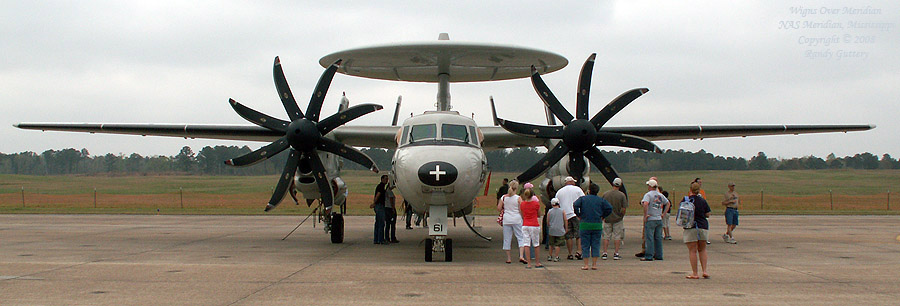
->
<box><xmin>634</xmin><ymin>252</ymin><xmax>644</xmax><ymax>258</ymax></box>
<box><xmin>601</xmin><ymin>253</ymin><xmax>608</xmax><ymax>260</ymax></box>
<box><xmin>728</xmin><ymin>238</ymin><xmax>738</xmax><ymax>244</ymax></box>
<box><xmin>640</xmin><ymin>258</ymin><xmax>654</xmax><ymax>261</ymax></box>
<box><xmin>722</xmin><ymin>234</ymin><xmax>730</xmax><ymax>243</ymax></box>
<box><xmin>707</xmin><ymin>240</ymin><xmax>711</xmax><ymax>245</ymax></box>
<box><xmin>613</xmin><ymin>253</ymin><xmax>621</xmax><ymax>260</ymax></box>
<box><xmin>553</xmin><ymin>256</ymin><xmax>560</xmax><ymax>262</ymax></box>
<box><xmin>574</xmin><ymin>253</ymin><xmax>583</xmax><ymax>260</ymax></box>
<box><xmin>567</xmin><ymin>255</ymin><xmax>574</xmax><ymax>260</ymax></box>
<box><xmin>547</xmin><ymin>255</ymin><xmax>553</xmax><ymax>261</ymax></box>
<box><xmin>664</xmin><ymin>236</ymin><xmax>672</xmax><ymax>240</ymax></box>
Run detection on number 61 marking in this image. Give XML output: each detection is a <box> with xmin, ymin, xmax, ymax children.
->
<box><xmin>433</xmin><ymin>224</ymin><xmax>443</xmax><ymax>232</ymax></box>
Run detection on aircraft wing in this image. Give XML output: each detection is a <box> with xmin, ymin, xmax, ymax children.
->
<box><xmin>14</xmin><ymin>123</ymin><xmax>401</xmax><ymax>149</ymax></box>
<box><xmin>480</xmin><ymin>124</ymin><xmax>874</xmax><ymax>149</ymax></box>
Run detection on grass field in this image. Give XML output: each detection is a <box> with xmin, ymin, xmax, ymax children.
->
<box><xmin>1</xmin><ymin>169</ymin><xmax>897</xmax><ymax>215</ymax></box>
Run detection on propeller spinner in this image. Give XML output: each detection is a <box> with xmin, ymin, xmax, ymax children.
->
<box><xmin>493</xmin><ymin>53</ymin><xmax>661</xmax><ymax>195</ymax></box>
<box><xmin>225</xmin><ymin>57</ymin><xmax>382</xmax><ymax>211</ymax></box>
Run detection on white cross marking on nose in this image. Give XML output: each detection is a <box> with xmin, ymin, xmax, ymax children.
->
<box><xmin>429</xmin><ymin>164</ymin><xmax>446</xmax><ymax>181</ymax></box>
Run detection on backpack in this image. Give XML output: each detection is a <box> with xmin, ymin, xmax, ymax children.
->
<box><xmin>675</xmin><ymin>196</ymin><xmax>695</xmax><ymax>229</ymax></box>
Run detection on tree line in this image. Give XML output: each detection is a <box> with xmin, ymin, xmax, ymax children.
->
<box><xmin>1</xmin><ymin>146</ymin><xmax>897</xmax><ymax>176</ymax></box>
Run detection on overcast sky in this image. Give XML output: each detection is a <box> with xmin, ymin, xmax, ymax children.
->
<box><xmin>3</xmin><ymin>1</ymin><xmax>897</xmax><ymax>160</ymax></box>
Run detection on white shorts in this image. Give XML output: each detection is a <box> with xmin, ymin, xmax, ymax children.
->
<box><xmin>522</xmin><ymin>226</ymin><xmax>541</xmax><ymax>247</ymax></box>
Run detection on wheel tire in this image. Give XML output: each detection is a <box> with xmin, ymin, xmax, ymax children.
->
<box><xmin>425</xmin><ymin>238</ymin><xmax>433</xmax><ymax>262</ymax></box>
<box><xmin>445</xmin><ymin>238</ymin><xmax>453</xmax><ymax>262</ymax></box>
<box><xmin>330</xmin><ymin>213</ymin><xmax>344</xmax><ymax>244</ymax></box>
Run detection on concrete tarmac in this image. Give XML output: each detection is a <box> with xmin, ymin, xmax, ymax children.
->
<box><xmin>1</xmin><ymin>214</ymin><xmax>898</xmax><ymax>305</ymax></box>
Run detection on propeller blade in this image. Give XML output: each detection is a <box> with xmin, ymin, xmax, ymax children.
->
<box><xmin>266</xmin><ymin>149</ymin><xmax>300</xmax><ymax>211</ymax></box>
<box><xmin>595</xmin><ymin>132</ymin><xmax>662</xmax><ymax>153</ymax></box>
<box><xmin>273</xmin><ymin>57</ymin><xmax>304</xmax><ymax>121</ymax></box>
<box><xmin>516</xmin><ymin>141</ymin><xmax>569</xmax><ymax>183</ymax></box>
<box><xmin>391</xmin><ymin>96</ymin><xmax>402</xmax><ymax>126</ymax></box>
<box><xmin>589</xmin><ymin>88</ymin><xmax>648</xmax><ymax>129</ymax></box>
<box><xmin>575</xmin><ymin>53</ymin><xmax>596</xmax><ymax>120</ymax></box>
<box><xmin>496</xmin><ymin>118</ymin><xmax>564</xmax><ymax>139</ymax></box>
<box><xmin>224</xmin><ymin>137</ymin><xmax>290</xmax><ymax>167</ymax></box>
<box><xmin>228</xmin><ymin>99</ymin><xmax>289</xmax><ymax>132</ymax></box>
<box><xmin>307</xmin><ymin>152</ymin><xmax>334</xmax><ymax>209</ymax></box>
<box><xmin>568</xmin><ymin>151</ymin><xmax>587</xmax><ymax>182</ymax></box>
<box><xmin>317</xmin><ymin>103</ymin><xmax>383</xmax><ymax>135</ymax></box>
<box><xmin>530</xmin><ymin>66</ymin><xmax>574</xmax><ymax>124</ymax></box>
<box><xmin>306</xmin><ymin>59</ymin><xmax>342</xmax><ymax>122</ymax></box>
<box><xmin>489</xmin><ymin>96</ymin><xmax>499</xmax><ymax>126</ymax></box>
<box><xmin>316</xmin><ymin>137</ymin><xmax>379</xmax><ymax>172</ymax></box>
<box><xmin>584</xmin><ymin>147</ymin><xmax>627</xmax><ymax>196</ymax></box>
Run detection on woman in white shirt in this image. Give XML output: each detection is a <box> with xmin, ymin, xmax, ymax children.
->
<box><xmin>497</xmin><ymin>180</ymin><xmax>526</xmax><ymax>264</ymax></box>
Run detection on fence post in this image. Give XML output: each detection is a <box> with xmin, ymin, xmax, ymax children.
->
<box><xmin>829</xmin><ymin>190</ymin><xmax>833</xmax><ymax>210</ymax></box>
<box><xmin>21</xmin><ymin>186</ymin><xmax>25</xmax><ymax>208</ymax></box>
<box><xmin>94</xmin><ymin>188</ymin><xmax>97</xmax><ymax>208</ymax></box>
<box><xmin>760</xmin><ymin>190</ymin><xmax>764</xmax><ymax>210</ymax></box>
<box><xmin>180</xmin><ymin>187</ymin><xmax>184</xmax><ymax>209</ymax></box>
<box><xmin>888</xmin><ymin>190</ymin><xmax>891</xmax><ymax>210</ymax></box>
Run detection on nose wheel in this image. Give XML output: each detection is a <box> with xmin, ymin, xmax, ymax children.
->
<box><xmin>425</xmin><ymin>237</ymin><xmax>452</xmax><ymax>262</ymax></box>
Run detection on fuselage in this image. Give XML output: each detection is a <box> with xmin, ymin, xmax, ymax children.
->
<box><xmin>392</xmin><ymin>111</ymin><xmax>487</xmax><ymax>216</ymax></box>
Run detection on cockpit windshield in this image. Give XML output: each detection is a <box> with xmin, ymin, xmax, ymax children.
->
<box><xmin>441</xmin><ymin>124</ymin><xmax>468</xmax><ymax>142</ymax></box>
<box><xmin>409</xmin><ymin>124</ymin><xmax>436</xmax><ymax>142</ymax></box>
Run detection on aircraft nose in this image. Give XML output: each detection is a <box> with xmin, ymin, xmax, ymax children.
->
<box><xmin>417</xmin><ymin>161</ymin><xmax>458</xmax><ymax>186</ymax></box>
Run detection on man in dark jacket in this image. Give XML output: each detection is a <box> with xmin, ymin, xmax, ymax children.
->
<box><xmin>573</xmin><ymin>183</ymin><xmax>613</xmax><ymax>270</ymax></box>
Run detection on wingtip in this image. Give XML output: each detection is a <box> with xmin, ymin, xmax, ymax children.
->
<box><xmin>587</xmin><ymin>53</ymin><xmax>597</xmax><ymax>61</ymax></box>
<box><xmin>274</xmin><ymin>56</ymin><xmax>281</xmax><ymax>65</ymax></box>
<box><xmin>264</xmin><ymin>203</ymin><xmax>276</xmax><ymax>212</ymax></box>
<box><xmin>371</xmin><ymin>166</ymin><xmax>379</xmax><ymax>173</ymax></box>
<box><xmin>639</xmin><ymin>88</ymin><xmax>649</xmax><ymax>94</ymax></box>
<box><xmin>868</xmin><ymin>124</ymin><xmax>877</xmax><ymax>129</ymax></box>
<box><xmin>224</xmin><ymin>160</ymin><xmax>234</xmax><ymax>166</ymax></box>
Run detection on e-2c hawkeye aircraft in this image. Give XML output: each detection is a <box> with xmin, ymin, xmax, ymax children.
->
<box><xmin>16</xmin><ymin>34</ymin><xmax>873</xmax><ymax>262</ymax></box>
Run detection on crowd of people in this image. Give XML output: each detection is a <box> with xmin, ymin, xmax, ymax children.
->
<box><xmin>493</xmin><ymin>175</ymin><xmax>741</xmax><ymax>279</ymax></box>
<box><xmin>369</xmin><ymin>173</ymin><xmax>742</xmax><ymax>279</ymax></box>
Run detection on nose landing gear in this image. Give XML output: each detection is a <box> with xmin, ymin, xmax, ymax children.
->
<box><xmin>425</xmin><ymin>237</ymin><xmax>452</xmax><ymax>262</ymax></box>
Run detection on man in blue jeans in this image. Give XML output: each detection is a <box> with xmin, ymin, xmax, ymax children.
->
<box><xmin>573</xmin><ymin>183</ymin><xmax>612</xmax><ymax>270</ymax></box>
<box><xmin>641</xmin><ymin>179</ymin><xmax>670</xmax><ymax>261</ymax></box>
<box><xmin>370</xmin><ymin>175</ymin><xmax>389</xmax><ymax>244</ymax></box>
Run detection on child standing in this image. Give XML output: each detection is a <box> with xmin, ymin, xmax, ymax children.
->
<box><xmin>546</xmin><ymin>198</ymin><xmax>566</xmax><ymax>262</ymax></box>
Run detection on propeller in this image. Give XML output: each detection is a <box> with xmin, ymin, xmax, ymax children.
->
<box><xmin>226</xmin><ymin>57</ymin><xmax>383</xmax><ymax>211</ymax></box>
<box><xmin>492</xmin><ymin>53</ymin><xmax>661</xmax><ymax>195</ymax></box>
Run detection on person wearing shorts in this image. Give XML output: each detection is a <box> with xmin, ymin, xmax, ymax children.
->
<box><xmin>546</xmin><ymin>198</ymin><xmax>566</xmax><ymax>262</ymax></box>
<box><xmin>556</xmin><ymin>176</ymin><xmax>585</xmax><ymax>260</ymax></box>
<box><xmin>519</xmin><ymin>188</ymin><xmax>543</xmax><ymax>268</ymax></box>
<box><xmin>684</xmin><ymin>182</ymin><xmax>711</xmax><ymax>279</ymax></box>
<box><xmin>601</xmin><ymin>178</ymin><xmax>627</xmax><ymax>260</ymax></box>
<box><xmin>721</xmin><ymin>182</ymin><xmax>740</xmax><ymax>244</ymax></box>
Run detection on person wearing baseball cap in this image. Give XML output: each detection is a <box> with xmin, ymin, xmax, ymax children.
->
<box><xmin>556</xmin><ymin>176</ymin><xmax>585</xmax><ymax>260</ymax></box>
<box><xmin>640</xmin><ymin>179</ymin><xmax>669</xmax><ymax>261</ymax></box>
<box><xmin>545</xmin><ymin>198</ymin><xmax>566</xmax><ymax>262</ymax></box>
<box><xmin>721</xmin><ymin>182</ymin><xmax>740</xmax><ymax>244</ymax></box>
<box><xmin>601</xmin><ymin>177</ymin><xmax>627</xmax><ymax>260</ymax></box>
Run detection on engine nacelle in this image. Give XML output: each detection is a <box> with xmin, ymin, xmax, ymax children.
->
<box><xmin>293</xmin><ymin>151</ymin><xmax>347</xmax><ymax>209</ymax></box>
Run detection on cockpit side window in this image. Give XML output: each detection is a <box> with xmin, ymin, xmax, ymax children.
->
<box><xmin>441</xmin><ymin>124</ymin><xmax>469</xmax><ymax>142</ymax></box>
<box><xmin>468</xmin><ymin>126</ymin><xmax>479</xmax><ymax>145</ymax></box>
<box><xmin>399</xmin><ymin>126</ymin><xmax>410</xmax><ymax>144</ymax></box>
<box><xmin>409</xmin><ymin>124</ymin><xmax>436</xmax><ymax>142</ymax></box>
